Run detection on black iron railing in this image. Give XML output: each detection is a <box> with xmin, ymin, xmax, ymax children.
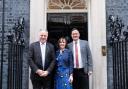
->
<box><xmin>109</xmin><ymin>15</ymin><xmax>128</xmax><ymax>89</ymax></box>
<box><xmin>7</xmin><ymin>17</ymin><xmax>25</xmax><ymax>89</ymax></box>
<box><xmin>112</xmin><ymin>41</ymin><xmax>128</xmax><ymax>89</ymax></box>
<box><xmin>8</xmin><ymin>43</ymin><xmax>24</xmax><ymax>89</ymax></box>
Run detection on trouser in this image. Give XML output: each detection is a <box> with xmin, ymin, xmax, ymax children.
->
<box><xmin>73</xmin><ymin>68</ymin><xmax>89</xmax><ymax>89</ymax></box>
<box><xmin>31</xmin><ymin>76</ymin><xmax>52</xmax><ymax>89</ymax></box>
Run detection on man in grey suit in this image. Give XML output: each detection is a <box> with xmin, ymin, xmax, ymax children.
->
<box><xmin>68</xmin><ymin>28</ymin><xmax>93</xmax><ymax>89</ymax></box>
<box><xmin>28</xmin><ymin>30</ymin><xmax>55</xmax><ymax>89</ymax></box>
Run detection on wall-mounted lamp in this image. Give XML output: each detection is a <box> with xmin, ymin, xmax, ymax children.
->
<box><xmin>101</xmin><ymin>46</ymin><xmax>107</xmax><ymax>56</ymax></box>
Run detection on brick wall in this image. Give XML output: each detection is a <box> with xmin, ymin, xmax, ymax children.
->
<box><xmin>0</xmin><ymin>0</ymin><xmax>30</xmax><ymax>89</ymax></box>
<box><xmin>106</xmin><ymin>0</ymin><xmax>128</xmax><ymax>89</ymax></box>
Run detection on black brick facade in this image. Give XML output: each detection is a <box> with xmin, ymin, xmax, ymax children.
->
<box><xmin>106</xmin><ymin>0</ymin><xmax>128</xmax><ymax>89</ymax></box>
<box><xmin>0</xmin><ymin>0</ymin><xmax>30</xmax><ymax>89</ymax></box>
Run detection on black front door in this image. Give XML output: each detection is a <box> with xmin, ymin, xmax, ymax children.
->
<box><xmin>47</xmin><ymin>13</ymin><xmax>88</xmax><ymax>50</ymax></box>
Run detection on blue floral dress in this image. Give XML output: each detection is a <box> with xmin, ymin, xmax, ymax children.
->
<box><xmin>54</xmin><ymin>49</ymin><xmax>73</xmax><ymax>89</ymax></box>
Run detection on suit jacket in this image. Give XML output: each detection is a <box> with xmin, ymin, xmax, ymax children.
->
<box><xmin>68</xmin><ymin>39</ymin><xmax>93</xmax><ymax>73</ymax></box>
<box><xmin>28</xmin><ymin>41</ymin><xmax>55</xmax><ymax>81</ymax></box>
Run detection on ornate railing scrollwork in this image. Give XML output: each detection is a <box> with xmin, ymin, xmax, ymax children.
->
<box><xmin>108</xmin><ymin>15</ymin><xmax>125</xmax><ymax>43</ymax></box>
<box><xmin>108</xmin><ymin>15</ymin><xmax>128</xmax><ymax>44</ymax></box>
<box><xmin>123</xmin><ymin>26</ymin><xmax>128</xmax><ymax>40</ymax></box>
<box><xmin>7</xmin><ymin>17</ymin><xmax>25</xmax><ymax>45</ymax></box>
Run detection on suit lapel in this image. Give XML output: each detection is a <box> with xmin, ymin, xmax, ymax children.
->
<box><xmin>70</xmin><ymin>42</ymin><xmax>73</xmax><ymax>52</ymax></box>
<box><xmin>79</xmin><ymin>40</ymin><xmax>83</xmax><ymax>51</ymax></box>
<box><xmin>36</xmin><ymin>42</ymin><xmax>42</xmax><ymax>65</ymax></box>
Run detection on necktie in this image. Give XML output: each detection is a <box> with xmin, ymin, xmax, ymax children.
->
<box><xmin>75</xmin><ymin>41</ymin><xmax>79</xmax><ymax>68</ymax></box>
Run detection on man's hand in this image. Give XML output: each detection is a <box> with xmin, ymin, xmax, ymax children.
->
<box><xmin>36</xmin><ymin>69</ymin><xmax>49</xmax><ymax>77</ymax></box>
<box><xmin>36</xmin><ymin>69</ymin><xmax>44</xmax><ymax>76</ymax></box>
<box><xmin>40</xmin><ymin>71</ymin><xmax>49</xmax><ymax>77</ymax></box>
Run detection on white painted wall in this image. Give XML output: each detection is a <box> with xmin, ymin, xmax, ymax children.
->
<box><xmin>30</xmin><ymin>0</ymin><xmax>46</xmax><ymax>43</ymax></box>
<box><xmin>30</xmin><ymin>0</ymin><xmax>107</xmax><ymax>89</ymax></box>
<box><xmin>88</xmin><ymin>0</ymin><xmax>107</xmax><ymax>89</ymax></box>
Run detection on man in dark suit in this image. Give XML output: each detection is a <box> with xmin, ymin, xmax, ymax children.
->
<box><xmin>28</xmin><ymin>30</ymin><xmax>55</xmax><ymax>89</ymax></box>
<box><xmin>68</xmin><ymin>28</ymin><xmax>93</xmax><ymax>89</ymax></box>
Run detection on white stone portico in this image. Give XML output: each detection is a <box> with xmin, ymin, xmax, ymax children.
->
<box><xmin>30</xmin><ymin>0</ymin><xmax>107</xmax><ymax>89</ymax></box>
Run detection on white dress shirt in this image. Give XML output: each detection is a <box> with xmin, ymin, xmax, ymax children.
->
<box><xmin>73</xmin><ymin>40</ymin><xmax>83</xmax><ymax>68</ymax></box>
<box><xmin>40</xmin><ymin>42</ymin><xmax>46</xmax><ymax>69</ymax></box>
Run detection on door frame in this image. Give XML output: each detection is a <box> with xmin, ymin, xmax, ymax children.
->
<box><xmin>30</xmin><ymin>0</ymin><xmax>107</xmax><ymax>89</ymax></box>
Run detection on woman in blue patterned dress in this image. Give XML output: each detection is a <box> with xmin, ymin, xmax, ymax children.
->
<box><xmin>54</xmin><ymin>37</ymin><xmax>73</xmax><ymax>89</ymax></box>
